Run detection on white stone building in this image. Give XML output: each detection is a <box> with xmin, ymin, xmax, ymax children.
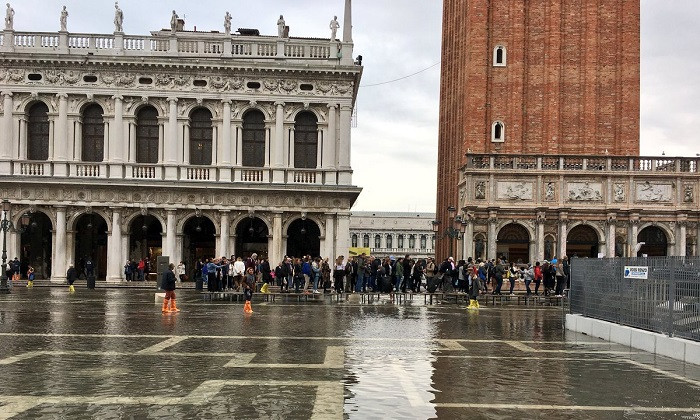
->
<box><xmin>0</xmin><ymin>2</ymin><xmax>361</xmax><ymax>281</ymax></box>
<box><xmin>350</xmin><ymin>212</ymin><xmax>436</xmax><ymax>260</ymax></box>
<box><xmin>457</xmin><ymin>153</ymin><xmax>700</xmax><ymax>264</ymax></box>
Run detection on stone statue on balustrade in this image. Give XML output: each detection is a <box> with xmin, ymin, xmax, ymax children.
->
<box><xmin>170</xmin><ymin>10</ymin><xmax>178</xmax><ymax>33</ymax></box>
<box><xmin>329</xmin><ymin>16</ymin><xmax>340</xmax><ymax>40</ymax></box>
<box><xmin>277</xmin><ymin>15</ymin><xmax>286</xmax><ymax>38</ymax></box>
<box><xmin>59</xmin><ymin>6</ymin><xmax>68</xmax><ymax>32</ymax></box>
<box><xmin>114</xmin><ymin>2</ymin><xmax>123</xmax><ymax>33</ymax></box>
<box><xmin>5</xmin><ymin>3</ymin><xmax>13</xmax><ymax>31</ymax></box>
<box><xmin>224</xmin><ymin>11</ymin><xmax>231</xmax><ymax>35</ymax></box>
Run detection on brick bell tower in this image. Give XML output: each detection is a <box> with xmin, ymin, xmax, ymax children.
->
<box><xmin>435</xmin><ymin>0</ymin><xmax>640</xmax><ymax>260</ymax></box>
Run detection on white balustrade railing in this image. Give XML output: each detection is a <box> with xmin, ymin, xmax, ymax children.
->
<box><xmin>2</xmin><ymin>30</ymin><xmax>341</xmax><ymax>62</ymax></box>
<box><xmin>291</xmin><ymin>170</ymin><xmax>320</xmax><ymax>184</ymax></box>
<box><xmin>241</xmin><ymin>169</ymin><xmax>264</xmax><ymax>182</ymax></box>
<box><xmin>185</xmin><ymin>166</ymin><xmax>211</xmax><ymax>181</ymax></box>
<box><xmin>18</xmin><ymin>162</ymin><xmax>46</xmax><ymax>176</ymax></box>
<box><xmin>132</xmin><ymin>165</ymin><xmax>158</xmax><ymax>179</ymax></box>
<box><xmin>75</xmin><ymin>163</ymin><xmax>102</xmax><ymax>177</ymax></box>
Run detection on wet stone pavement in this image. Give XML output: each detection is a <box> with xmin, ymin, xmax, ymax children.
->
<box><xmin>0</xmin><ymin>288</ymin><xmax>699</xmax><ymax>419</ymax></box>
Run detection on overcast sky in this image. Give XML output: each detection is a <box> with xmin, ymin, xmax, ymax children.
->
<box><xmin>10</xmin><ymin>1</ymin><xmax>700</xmax><ymax>213</ymax></box>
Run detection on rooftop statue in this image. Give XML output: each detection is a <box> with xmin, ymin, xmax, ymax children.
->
<box><xmin>114</xmin><ymin>2</ymin><xmax>123</xmax><ymax>32</ymax></box>
<box><xmin>277</xmin><ymin>15</ymin><xmax>285</xmax><ymax>38</ymax></box>
<box><xmin>59</xmin><ymin>5</ymin><xmax>68</xmax><ymax>32</ymax></box>
<box><xmin>330</xmin><ymin>16</ymin><xmax>339</xmax><ymax>41</ymax></box>
<box><xmin>224</xmin><ymin>11</ymin><xmax>231</xmax><ymax>35</ymax></box>
<box><xmin>5</xmin><ymin>3</ymin><xmax>13</xmax><ymax>30</ymax></box>
<box><xmin>170</xmin><ymin>10</ymin><xmax>178</xmax><ymax>33</ymax></box>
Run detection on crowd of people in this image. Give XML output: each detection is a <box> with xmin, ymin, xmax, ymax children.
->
<box><xmin>183</xmin><ymin>252</ymin><xmax>571</xmax><ymax>299</ymax></box>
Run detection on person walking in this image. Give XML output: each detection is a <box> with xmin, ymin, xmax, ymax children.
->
<box><xmin>26</xmin><ymin>266</ymin><xmax>35</xmax><ymax>288</ymax></box>
<box><xmin>555</xmin><ymin>259</ymin><xmax>566</xmax><ymax>297</ymax></box>
<box><xmin>333</xmin><ymin>255</ymin><xmax>345</xmax><ymax>294</ymax></box>
<box><xmin>508</xmin><ymin>262</ymin><xmax>518</xmax><ymax>295</ymax></box>
<box><xmin>66</xmin><ymin>264</ymin><xmax>77</xmax><ymax>293</ymax></box>
<box><xmin>177</xmin><ymin>261</ymin><xmax>186</xmax><ymax>283</ymax></box>
<box><xmin>243</xmin><ymin>267</ymin><xmax>255</xmax><ymax>314</ymax></box>
<box><xmin>162</xmin><ymin>263</ymin><xmax>180</xmax><ymax>313</ymax></box>
<box><xmin>523</xmin><ymin>264</ymin><xmax>534</xmax><ymax>296</ymax></box>
<box><xmin>468</xmin><ymin>262</ymin><xmax>484</xmax><ymax>309</ymax></box>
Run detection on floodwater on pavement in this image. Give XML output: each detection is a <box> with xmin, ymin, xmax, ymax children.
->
<box><xmin>0</xmin><ymin>288</ymin><xmax>699</xmax><ymax>419</ymax></box>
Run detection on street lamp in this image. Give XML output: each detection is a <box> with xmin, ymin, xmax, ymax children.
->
<box><xmin>432</xmin><ymin>205</ymin><xmax>467</xmax><ymax>260</ymax></box>
<box><xmin>1</xmin><ymin>200</ymin><xmax>13</xmax><ymax>293</ymax></box>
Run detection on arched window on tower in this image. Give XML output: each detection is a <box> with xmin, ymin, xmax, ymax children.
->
<box><xmin>493</xmin><ymin>45</ymin><xmax>506</xmax><ymax>67</ymax></box>
<box><xmin>242</xmin><ymin>110</ymin><xmax>266</xmax><ymax>167</ymax></box>
<box><xmin>27</xmin><ymin>102</ymin><xmax>49</xmax><ymax>161</ymax></box>
<box><xmin>135</xmin><ymin>106</ymin><xmax>159</xmax><ymax>163</ymax></box>
<box><xmin>294</xmin><ymin>111</ymin><xmax>318</xmax><ymax>169</ymax></box>
<box><xmin>492</xmin><ymin>121</ymin><xmax>505</xmax><ymax>143</ymax></box>
<box><xmin>82</xmin><ymin>104</ymin><xmax>105</xmax><ymax>162</ymax></box>
<box><xmin>189</xmin><ymin>108</ymin><xmax>213</xmax><ymax>166</ymax></box>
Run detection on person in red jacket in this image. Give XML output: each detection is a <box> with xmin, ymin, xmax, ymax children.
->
<box><xmin>533</xmin><ymin>261</ymin><xmax>543</xmax><ymax>295</ymax></box>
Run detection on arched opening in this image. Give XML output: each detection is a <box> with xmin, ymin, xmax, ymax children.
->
<box><xmin>374</xmin><ymin>234</ymin><xmax>381</xmax><ymax>249</ymax></box>
<box><xmin>74</xmin><ymin>213</ymin><xmax>108</xmax><ymax>280</ymax></box>
<box><xmin>638</xmin><ymin>226</ymin><xmax>668</xmax><ymax>257</ymax></box>
<box><xmin>474</xmin><ymin>234</ymin><xmax>485</xmax><ymax>260</ymax></box>
<box><xmin>27</xmin><ymin>102</ymin><xmax>49</xmax><ymax>161</ymax></box>
<box><xmin>235</xmin><ymin>217</ymin><xmax>269</xmax><ymax>258</ymax></box>
<box><xmin>567</xmin><ymin>224</ymin><xmax>599</xmax><ymax>258</ymax></box>
<box><xmin>136</xmin><ymin>106</ymin><xmax>159</xmax><ymax>164</ymax></box>
<box><xmin>20</xmin><ymin>212</ymin><xmax>52</xmax><ymax>279</ymax></box>
<box><xmin>294</xmin><ymin>112</ymin><xmax>318</xmax><ymax>168</ymax></box>
<box><xmin>81</xmin><ymin>104</ymin><xmax>105</xmax><ymax>162</ymax></box>
<box><xmin>351</xmin><ymin>234</ymin><xmax>358</xmax><ymax>248</ymax></box>
<box><xmin>128</xmin><ymin>215</ymin><xmax>163</xmax><ymax>279</ymax></box>
<box><xmin>492</xmin><ymin>121</ymin><xmax>504</xmax><ymax>142</ymax></box>
<box><xmin>286</xmin><ymin>219</ymin><xmax>321</xmax><ymax>258</ymax></box>
<box><xmin>189</xmin><ymin>108</ymin><xmax>213</xmax><ymax>166</ymax></box>
<box><xmin>182</xmin><ymin>216</ymin><xmax>216</xmax><ymax>277</ymax></box>
<box><xmin>242</xmin><ymin>110</ymin><xmax>265</xmax><ymax>167</ymax></box>
<box><xmin>496</xmin><ymin>223</ymin><xmax>530</xmax><ymax>263</ymax></box>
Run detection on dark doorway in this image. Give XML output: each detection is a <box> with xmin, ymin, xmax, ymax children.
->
<box><xmin>286</xmin><ymin>219</ymin><xmax>321</xmax><ymax>258</ymax></box>
<box><xmin>182</xmin><ymin>216</ymin><xmax>216</xmax><ymax>278</ymax></box>
<box><xmin>235</xmin><ymin>217</ymin><xmax>269</xmax><ymax>258</ymax></box>
<box><xmin>128</xmin><ymin>215</ymin><xmax>163</xmax><ymax>278</ymax></box>
<box><xmin>20</xmin><ymin>212</ymin><xmax>52</xmax><ymax>279</ymax></box>
<box><xmin>496</xmin><ymin>223</ymin><xmax>530</xmax><ymax>263</ymax></box>
<box><xmin>567</xmin><ymin>224</ymin><xmax>599</xmax><ymax>258</ymax></box>
<box><xmin>638</xmin><ymin>226</ymin><xmax>668</xmax><ymax>257</ymax></box>
<box><xmin>74</xmin><ymin>213</ymin><xmax>108</xmax><ymax>280</ymax></box>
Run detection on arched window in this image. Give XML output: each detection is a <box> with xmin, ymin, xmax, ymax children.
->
<box><xmin>242</xmin><ymin>110</ymin><xmax>265</xmax><ymax>167</ymax></box>
<box><xmin>294</xmin><ymin>111</ymin><xmax>318</xmax><ymax>169</ymax></box>
<box><xmin>493</xmin><ymin>45</ymin><xmax>506</xmax><ymax>66</ymax></box>
<box><xmin>363</xmin><ymin>234</ymin><xmax>370</xmax><ymax>248</ymax></box>
<box><xmin>409</xmin><ymin>235</ymin><xmax>416</xmax><ymax>249</ymax></box>
<box><xmin>398</xmin><ymin>235</ymin><xmax>404</xmax><ymax>249</ymax></box>
<box><xmin>189</xmin><ymin>108</ymin><xmax>212</xmax><ymax>166</ymax></box>
<box><xmin>420</xmin><ymin>235</ymin><xmax>427</xmax><ymax>250</ymax></box>
<box><xmin>351</xmin><ymin>234</ymin><xmax>358</xmax><ymax>248</ymax></box>
<box><xmin>136</xmin><ymin>106</ymin><xmax>159</xmax><ymax>164</ymax></box>
<box><xmin>386</xmin><ymin>235</ymin><xmax>393</xmax><ymax>249</ymax></box>
<box><xmin>492</xmin><ymin>121</ymin><xmax>505</xmax><ymax>143</ymax></box>
<box><xmin>27</xmin><ymin>102</ymin><xmax>49</xmax><ymax>161</ymax></box>
<box><xmin>82</xmin><ymin>104</ymin><xmax>104</xmax><ymax>162</ymax></box>
<box><xmin>374</xmin><ymin>234</ymin><xmax>381</xmax><ymax>249</ymax></box>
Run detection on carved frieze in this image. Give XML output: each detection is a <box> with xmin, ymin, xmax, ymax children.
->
<box><xmin>684</xmin><ymin>184</ymin><xmax>694</xmax><ymax>203</ymax></box>
<box><xmin>613</xmin><ymin>183</ymin><xmax>625</xmax><ymax>202</ymax></box>
<box><xmin>636</xmin><ymin>181</ymin><xmax>672</xmax><ymax>202</ymax></box>
<box><xmin>497</xmin><ymin>181</ymin><xmax>533</xmax><ymax>201</ymax></box>
<box><xmin>567</xmin><ymin>181</ymin><xmax>603</xmax><ymax>201</ymax></box>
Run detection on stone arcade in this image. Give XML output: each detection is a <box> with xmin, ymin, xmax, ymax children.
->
<box><xmin>0</xmin><ymin>1</ymin><xmax>362</xmax><ymax>281</ymax></box>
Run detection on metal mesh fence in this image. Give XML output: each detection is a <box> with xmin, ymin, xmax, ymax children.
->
<box><xmin>570</xmin><ymin>257</ymin><xmax>700</xmax><ymax>342</ymax></box>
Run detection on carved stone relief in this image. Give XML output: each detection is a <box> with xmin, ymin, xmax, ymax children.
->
<box><xmin>636</xmin><ymin>181</ymin><xmax>672</xmax><ymax>202</ymax></box>
<box><xmin>544</xmin><ymin>182</ymin><xmax>555</xmax><ymax>201</ymax></box>
<box><xmin>613</xmin><ymin>183</ymin><xmax>625</xmax><ymax>202</ymax></box>
<box><xmin>567</xmin><ymin>181</ymin><xmax>603</xmax><ymax>201</ymax></box>
<box><xmin>684</xmin><ymin>185</ymin><xmax>694</xmax><ymax>203</ymax></box>
<box><xmin>497</xmin><ymin>181</ymin><xmax>533</xmax><ymax>201</ymax></box>
<box><xmin>475</xmin><ymin>181</ymin><xmax>486</xmax><ymax>200</ymax></box>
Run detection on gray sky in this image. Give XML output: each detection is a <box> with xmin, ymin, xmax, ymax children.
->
<box><xmin>10</xmin><ymin>1</ymin><xmax>700</xmax><ymax>213</ymax></box>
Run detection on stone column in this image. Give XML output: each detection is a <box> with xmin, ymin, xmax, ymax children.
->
<box><xmin>220</xmin><ymin>100</ymin><xmax>232</xmax><ymax>181</ymax></box>
<box><xmin>606</xmin><ymin>214</ymin><xmax>616</xmax><ymax>258</ymax></box>
<box><xmin>487</xmin><ymin>214</ymin><xmax>497</xmax><ymax>260</ymax></box>
<box><xmin>535</xmin><ymin>212</ymin><xmax>545</xmax><ymax>261</ymax></box>
<box><xmin>53</xmin><ymin>94</ymin><xmax>69</xmax><ymax>176</ymax></box>
<box><xmin>164</xmin><ymin>98</ymin><xmax>178</xmax><ymax>180</ymax></box>
<box><xmin>324</xmin><ymin>104</ymin><xmax>338</xmax><ymax>185</ymax></box>
<box><xmin>218</xmin><ymin>211</ymin><xmax>230</xmax><ymax>258</ymax></box>
<box><xmin>678</xmin><ymin>220</ymin><xmax>687</xmax><ymax>256</ymax></box>
<box><xmin>107</xmin><ymin>210</ymin><xmax>122</xmax><ymax>282</ymax></box>
<box><xmin>271</xmin><ymin>212</ymin><xmax>283</xmax><ymax>266</ymax></box>
<box><xmin>464</xmin><ymin>215</ymin><xmax>474</xmax><ymax>260</ymax></box>
<box><xmin>334</xmin><ymin>213</ymin><xmax>351</xmax><ymax>260</ymax></box>
<box><xmin>0</xmin><ymin>91</ymin><xmax>13</xmax><ymax>174</ymax></box>
<box><xmin>324</xmin><ymin>213</ymin><xmax>336</xmax><ymax>259</ymax></box>
<box><xmin>109</xmin><ymin>95</ymin><xmax>125</xmax><ymax>178</ymax></box>
<box><xmin>166</xmin><ymin>209</ymin><xmax>177</xmax><ymax>264</ymax></box>
<box><xmin>272</xmin><ymin>102</ymin><xmax>285</xmax><ymax>182</ymax></box>
<box><xmin>18</xmin><ymin>116</ymin><xmax>27</xmax><ymax>160</ymax></box>
<box><xmin>338</xmin><ymin>105</ymin><xmax>353</xmax><ymax>184</ymax></box>
<box><xmin>558</xmin><ymin>217</ymin><xmax>568</xmax><ymax>259</ymax></box>
<box><xmin>629</xmin><ymin>218</ymin><xmax>639</xmax><ymax>257</ymax></box>
<box><xmin>52</xmin><ymin>207</ymin><xmax>67</xmax><ymax>283</ymax></box>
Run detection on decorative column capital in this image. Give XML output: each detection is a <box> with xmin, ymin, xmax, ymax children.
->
<box><xmin>327</xmin><ymin>103</ymin><xmax>338</xmax><ymax>110</ymax></box>
<box><xmin>221</xmin><ymin>99</ymin><xmax>232</xmax><ymax>106</ymax></box>
<box><xmin>274</xmin><ymin>101</ymin><xmax>285</xmax><ymax>108</ymax></box>
<box><xmin>111</xmin><ymin>94</ymin><xmax>124</xmax><ymax>101</ymax></box>
<box><xmin>166</xmin><ymin>97</ymin><xmax>178</xmax><ymax>104</ymax></box>
<box><xmin>1</xmin><ymin>91</ymin><xmax>13</xmax><ymax>98</ymax></box>
<box><xmin>55</xmin><ymin>93</ymin><xmax>68</xmax><ymax>100</ymax></box>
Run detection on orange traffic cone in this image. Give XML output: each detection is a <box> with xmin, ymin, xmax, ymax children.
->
<box><xmin>162</xmin><ymin>298</ymin><xmax>171</xmax><ymax>313</ymax></box>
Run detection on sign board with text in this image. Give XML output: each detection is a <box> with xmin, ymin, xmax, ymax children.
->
<box><xmin>624</xmin><ymin>266</ymin><xmax>648</xmax><ymax>280</ymax></box>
